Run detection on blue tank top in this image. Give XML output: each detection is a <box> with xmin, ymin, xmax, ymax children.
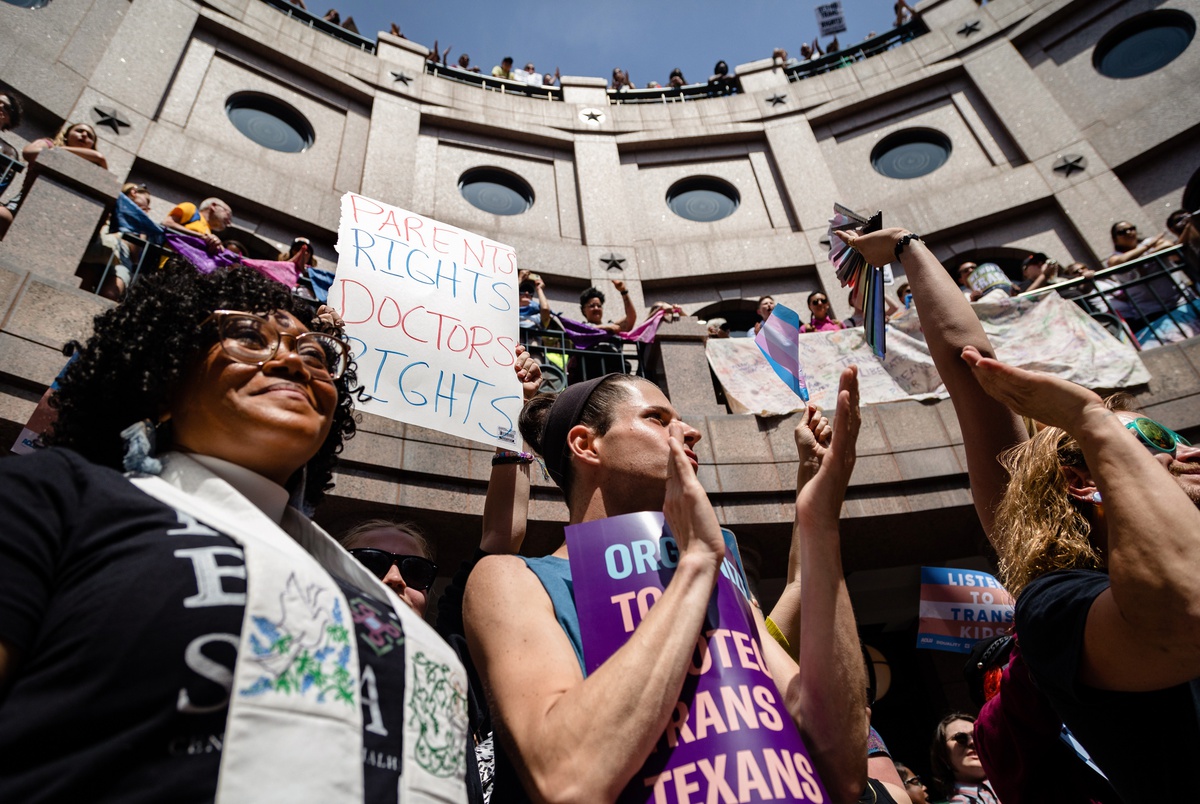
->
<box><xmin>519</xmin><ymin>555</ymin><xmax>585</xmax><ymax>675</ymax></box>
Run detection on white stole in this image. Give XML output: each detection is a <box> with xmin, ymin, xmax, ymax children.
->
<box><xmin>130</xmin><ymin>452</ymin><xmax>469</xmax><ymax>803</ymax></box>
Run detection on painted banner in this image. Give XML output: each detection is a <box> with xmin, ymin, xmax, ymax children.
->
<box><xmin>328</xmin><ymin>193</ymin><xmax>523</xmax><ymax>449</ymax></box>
<box><xmin>566</xmin><ymin>512</ymin><xmax>828</xmax><ymax>803</ymax></box>
<box><xmin>707</xmin><ymin>291</ymin><xmax>1151</xmax><ymax>415</ymax></box>
<box><xmin>815</xmin><ymin>1</ymin><xmax>847</xmax><ymax>36</ymax></box>
<box><xmin>917</xmin><ymin>567</ymin><xmax>1015</xmax><ymax>654</ymax></box>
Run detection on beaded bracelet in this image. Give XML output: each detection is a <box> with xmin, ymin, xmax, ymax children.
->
<box><xmin>492</xmin><ymin>450</ymin><xmax>535</xmax><ymax>466</ymax></box>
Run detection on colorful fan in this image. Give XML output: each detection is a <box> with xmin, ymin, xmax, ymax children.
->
<box><xmin>827</xmin><ymin>203</ymin><xmax>887</xmax><ymax>358</ymax></box>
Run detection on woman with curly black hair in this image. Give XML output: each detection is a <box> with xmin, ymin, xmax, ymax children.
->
<box><xmin>0</xmin><ymin>262</ymin><xmax>472</xmax><ymax>804</ymax></box>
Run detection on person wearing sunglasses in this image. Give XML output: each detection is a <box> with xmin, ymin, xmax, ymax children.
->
<box><xmin>929</xmin><ymin>714</ymin><xmax>998</xmax><ymax>803</ymax></box>
<box><xmin>837</xmin><ymin>223</ymin><xmax>1200</xmax><ymax>804</ymax></box>
<box><xmin>0</xmin><ymin>261</ymin><xmax>473</xmax><ymax>803</ymax></box>
<box><xmin>341</xmin><ymin>521</ymin><xmax>438</xmax><ymax>616</ymax></box>
<box><xmin>800</xmin><ymin>290</ymin><xmax>847</xmax><ymax>333</ymax></box>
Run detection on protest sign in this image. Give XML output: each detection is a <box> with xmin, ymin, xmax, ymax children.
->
<box><xmin>917</xmin><ymin>567</ymin><xmax>1015</xmax><ymax>654</ymax></box>
<box><xmin>815</xmin><ymin>1</ymin><xmax>847</xmax><ymax>37</ymax></box>
<box><xmin>567</xmin><ymin>512</ymin><xmax>828</xmax><ymax>803</ymax></box>
<box><xmin>708</xmin><ymin>292</ymin><xmax>1150</xmax><ymax>415</ymax></box>
<box><xmin>328</xmin><ymin>193</ymin><xmax>523</xmax><ymax>449</ymax></box>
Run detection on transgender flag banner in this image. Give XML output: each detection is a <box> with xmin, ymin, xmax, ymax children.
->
<box><xmin>917</xmin><ymin>567</ymin><xmax>1014</xmax><ymax>654</ymax></box>
<box><xmin>755</xmin><ymin>302</ymin><xmax>809</xmax><ymax>402</ymax></box>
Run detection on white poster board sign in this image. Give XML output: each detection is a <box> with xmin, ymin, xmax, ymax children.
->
<box><xmin>815</xmin><ymin>1</ymin><xmax>847</xmax><ymax>37</ymax></box>
<box><xmin>328</xmin><ymin>192</ymin><xmax>523</xmax><ymax>449</ymax></box>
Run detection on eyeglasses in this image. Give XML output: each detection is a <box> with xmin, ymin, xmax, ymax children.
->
<box><xmin>903</xmin><ymin>776</ymin><xmax>924</xmax><ymax>788</ymax></box>
<box><xmin>949</xmin><ymin>731</ymin><xmax>974</xmax><ymax>748</ymax></box>
<box><xmin>348</xmin><ymin>549</ymin><xmax>438</xmax><ymax>591</ymax></box>
<box><xmin>1125</xmin><ymin>417</ymin><xmax>1191</xmax><ymax>457</ymax></box>
<box><xmin>203</xmin><ymin>310</ymin><xmax>350</xmax><ymax>381</ymax></box>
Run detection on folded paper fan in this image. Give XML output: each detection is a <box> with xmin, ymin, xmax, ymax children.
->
<box><xmin>828</xmin><ymin>203</ymin><xmax>887</xmax><ymax>358</ymax></box>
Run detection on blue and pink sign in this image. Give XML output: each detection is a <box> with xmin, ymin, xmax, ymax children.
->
<box><xmin>566</xmin><ymin>512</ymin><xmax>828</xmax><ymax>803</ymax></box>
<box><xmin>916</xmin><ymin>567</ymin><xmax>1014</xmax><ymax>654</ymax></box>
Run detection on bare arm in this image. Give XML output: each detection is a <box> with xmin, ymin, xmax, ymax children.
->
<box><xmin>611</xmin><ymin>278</ymin><xmax>637</xmax><ymax>332</ymax></box>
<box><xmin>836</xmin><ymin>228</ymin><xmax>1027</xmax><ymax>540</ymax></box>
<box><xmin>466</xmin><ymin>427</ymin><xmax>725</xmax><ymax>801</ymax></box>
<box><xmin>788</xmin><ymin>366</ymin><xmax>868</xmax><ymax>802</ymax></box>
<box><xmin>21</xmin><ymin>139</ymin><xmax>51</xmax><ymax>162</ymax></box>
<box><xmin>479</xmin><ymin>346</ymin><xmax>540</xmax><ymax>554</ymax></box>
<box><xmin>535</xmin><ymin>276</ymin><xmax>552</xmax><ymax>329</ymax></box>
<box><xmin>963</xmin><ymin>349</ymin><xmax>1200</xmax><ymax>691</ymax></box>
<box><xmin>59</xmin><ymin>146</ymin><xmax>107</xmax><ymax>169</ymax></box>
<box><xmin>1106</xmin><ymin>235</ymin><xmax>1168</xmax><ymax>267</ymax></box>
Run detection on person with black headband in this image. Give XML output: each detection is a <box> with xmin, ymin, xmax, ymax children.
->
<box><xmin>463</xmin><ymin>371</ymin><xmax>870</xmax><ymax>801</ymax></box>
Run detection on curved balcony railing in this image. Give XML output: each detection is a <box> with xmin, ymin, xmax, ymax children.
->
<box><xmin>606</xmin><ymin>76</ymin><xmax>740</xmax><ymax>105</ymax></box>
<box><xmin>424</xmin><ymin>62</ymin><xmax>564</xmax><ymax>100</ymax></box>
<box><xmin>785</xmin><ymin>17</ymin><xmax>929</xmax><ymax>81</ymax></box>
<box><xmin>258</xmin><ymin>0</ymin><xmax>377</xmax><ymax>53</ymax></box>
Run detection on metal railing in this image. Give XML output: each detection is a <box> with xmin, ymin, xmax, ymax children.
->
<box><xmin>425</xmin><ymin>62</ymin><xmax>564</xmax><ymax>100</ymax></box>
<box><xmin>606</xmin><ymin>76</ymin><xmax>741</xmax><ymax>105</ymax></box>
<box><xmin>258</xmin><ymin>0</ymin><xmax>376</xmax><ymax>53</ymax></box>
<box><xmin>90</xmin><ymin>232</ymin><xmax>170</xmax><ymax>297</ymax></box>
<box><xmin>785</xmin><ymin>18</ymin><xmax>929</xmax><ymax>81</ymax></box>
<box><xmin>0</xmin><ymin>146</ymin><xmax>24</xmax><ymax>202</ymax></box>
<box><xmin>519</xmin><ymin>325</ymin><xmax>645</xmax><ymax>393</ymax></box>
<box><xmin>1019</xmin><ymin>245</ymin><xmax>1199</xmax><ymax>349</ymax></box>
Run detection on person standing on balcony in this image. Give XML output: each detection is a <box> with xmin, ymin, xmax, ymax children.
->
<box><xmin>5</xmin><ymin>121</ymin><xmax>108</xmax><ymax>226</ymax></box>
<box><xmin>162</xmin><ymin>196</ymin><xmax>232</xmax><ymax>254</ymax></box>
<box><xmin>491</xmin><ymin>57</ymin><xmax>514</xmax><ymax>80</ymax></box>
<box><xmin>1105</xmin><ymin>220</ymin><xmax>1182</xmax><ymax>328</ymax></box>
<box><xmin>0</xmin><ymin>88</ymin><xmax>25</xmax><ymax>238</ymax></box>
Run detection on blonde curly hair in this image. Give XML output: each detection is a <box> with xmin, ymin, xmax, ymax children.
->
<box><xmin>993</xmin><ymin>394</ymin><xmax>1133</xmax><ymax>596</ymax></box>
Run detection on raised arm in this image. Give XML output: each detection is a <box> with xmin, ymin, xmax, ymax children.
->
<box><xmin>836</xmin><ymin>228</ymin><xmax>1027</xmax><ymax>540</ymax></box>
<box><xmin>787</xmin><ymin>366</ymin><xmax>868</xmax><ymax>801</ymax></box>
<box><xmin>535</xmin><ymin>274</ymin><xmax>552</xmax><ymax>329</ymax></box>
<box><xmin>609</xmin><ymin>277</ymin><xmax>637</xmax><ymax>332</ymax></box>
<box><xmin>465</xmin><ymin>425</ymin><xmax>725</xmax><ymax>801</ymax></box>
<box><xmin>963</xmin><ymin>349</ymin><xmax>1200</xmax><ymax>692</ymax></box>
<box><xmin>480</xmin><ymin>346</ymin><xmax>540</xmax><ymax>554</ymax></box>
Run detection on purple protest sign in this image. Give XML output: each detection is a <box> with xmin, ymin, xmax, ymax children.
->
<box><xmin>566</xmin><ymin>512</ymin><xmax>829</xmax><ymax>803</ymax></box>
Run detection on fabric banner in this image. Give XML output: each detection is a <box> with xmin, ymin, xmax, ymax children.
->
<box><xmin>707</xmin><ymin>292</ymin><xmax>1151</xmax><ymax>414</ymax></box>
<box><xmin>566</xmin><ymin>512</ymin><xmax>828</xmax><ymax>803</ymax></box>
<box><xmin>917</xmin><ymin>567</ymin><xmax>1015</xmax><ymax>654</ymax></box>
<box><xmin>755</xmin><ymin>303</ymin><xmax>809</xmax><ymax>402</ymax></box>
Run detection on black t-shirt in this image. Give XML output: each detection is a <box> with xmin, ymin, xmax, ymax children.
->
<box><xmin>0</xmin><ymin>448</ymin><xmax>408</xmax><ymax>802</ymax></box>
<box><xmin>1016</xmin><ymin>568</ymin><xmax>1200</xmax><ymax>803</ymax></box>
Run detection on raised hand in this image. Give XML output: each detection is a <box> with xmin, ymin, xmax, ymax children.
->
<box><xmin>611</xmin><ymin>277</ymin><xmax>627</xmax><ymax>294</ymax></box>
<box><xmin>834</xmin><ymin>226</ymin><xmax>912</xmax><ymax>268</ymax></box>
<box><xmin>663</xmin><ymin>420</ymin><xmax>724</xmax><ymax>569</ymax></box>
<box><xmin>795</xmin><ymin>366</ymin><xmax>860</xmax><ymax>531</ymax></box>
<box><xmin>960</xmin><ymin>345</ymin><xmax>1104</xmax><ymax>432</ymax></box>
<box><xmin>793</xmin><ymin>403</ymin><xmax>832</xmax><ymax>490</ymax></box>
<box><xmin>513</xmin><ymin>344</ymin><xmax>542</xmax><ymax>401</ymax></box>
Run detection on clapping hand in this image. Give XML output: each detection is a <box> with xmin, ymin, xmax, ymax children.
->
<box><xmin>663</xmin><ymin>420</ymin><xmax>724</xmax><ymax>570</ymax></box>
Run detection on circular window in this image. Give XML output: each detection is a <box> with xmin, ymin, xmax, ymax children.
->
<box><xmin>1094</xmin><ymin>10</ymin><xmax>1195</xmax><ymax>79</ymax></box>
<box><xmin>225</xmin><ymin>93</ymin><xmax>314</xmax><ymax>153</ymax></box>
<box><xmin>666</xmin><ymin>177</ymin><xmax>740</xmax><ymax>222</ymax></box>
<box><xmin>2</xmin><ymin>0</ymin><xmax>52</xmax><ymax>6</ymax></box>
<box><xmin>459</xmin><ymin>168</ymin><xmax>534</xmax><ymax>215</ymax></box>
<box><xmin>871</xmin><ymin>129</ymin><xmax>952</xmax><ymax>179</ymax></box>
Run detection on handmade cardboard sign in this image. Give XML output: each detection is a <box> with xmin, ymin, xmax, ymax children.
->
<box><xmin>328</xmin><ymin>193</ymin><xmax>523</xmax><ymax>449</ymax></box>
<box><xmin>567</xmin><ymin>512</ymin><xmax>829</xmax><ymax>803</ymax></box>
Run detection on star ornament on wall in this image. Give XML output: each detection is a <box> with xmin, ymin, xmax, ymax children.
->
<box><xmin>766</xmin><ymin>94</ymin><xmax>788</xmax><ymax>107</ymax></box>
<box><xmin>599</xmin><ymin>252</ymin><xmax>625</xmax><ymax>271</ymax></box>
<box><xmin>1052</xmin><ymin>154</ymin><xmax>1088</xmax><ymax>177</ymax></box>
<box><xmin>92</xmin><ymin>106</ymin><xmax>130</xmax><ymax>134</ymax></box>
<box><xmin>391</xmin><ymin>71</ymin><xmax>413</xmax><ymax>86</ymax></box>
<box><xmin>957</xmin><ymin>20</ymin><xmax>982</xmax><ymax>37</ymax></box>
<box><xmin>579</xmin><ymin>108</ymin><xmax>606</xmax><ymax>125</ymax></box>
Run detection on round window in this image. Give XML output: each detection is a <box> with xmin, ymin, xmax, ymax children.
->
<box><xmin>459</xmin><ymin>168</ymin><xmax>534</xmax><ymax>215</ymax></box>
<box><xmin>2</xmin><ymin>0</ymin><xmax>52</xmax><ymax>6</ymax></box>
<box><xmin>871</xmin><ymin>129</ymin><xmax>952</xmax><ymax>179</ymax></box>
<box><xmin>1094</xmin><ymin>10</ymin><xmax>1195</xmax><ymax>79</ymax></box>
<box><xmin>666</xmin><ymin>177</ymin><xmax>740</xmax><ymax>222</ymax></box>
<box><xmin>225</xmin><ymin>93</ymin><xmax>314</xmax><ymax>153</ymax></box>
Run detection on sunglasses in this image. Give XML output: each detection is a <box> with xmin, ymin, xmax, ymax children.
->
<box><xmin>348</xmin><ymin>549</ymin><xmax>438</xmax><ymax>591</ymax></box>
<box><xmin>811</xmin><ymin>298</ymin><xmax>829</xmax><ymax>305</ymax></box>
<box><xmin>1115</xmin><ymin>226</ymin><xmax>1137</xmax><ymax>236</ymax></box>
<box><xmin>949</xmin><ymin>731</ymin><xmax>974</xmax><ymax>748</ymax></box>
<box><xmin>1126</xmin><ymin>417</ymin><xmax>1191</xmax><ymax>457</ymax></box>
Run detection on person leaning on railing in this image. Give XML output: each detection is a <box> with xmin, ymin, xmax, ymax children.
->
<box><xmin>1105</xmin><ymin>220</ymin><xmax>1184</xmax><ymax>328</ymax></box>
<box><xmin>0</xmin><ymin>87</ymin><xmax>25</xmax><ymax>239</ymax></box>
<box><xmin>4</xmin><ymin>121</ymin><xmax>108</xmax><ymax>225</ymax></box>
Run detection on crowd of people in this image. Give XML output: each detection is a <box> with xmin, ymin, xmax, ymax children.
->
<box><xmin>2</xmin><ymin>65</ymin><xmax>1200</xmax><ymax>802</ymax></box>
